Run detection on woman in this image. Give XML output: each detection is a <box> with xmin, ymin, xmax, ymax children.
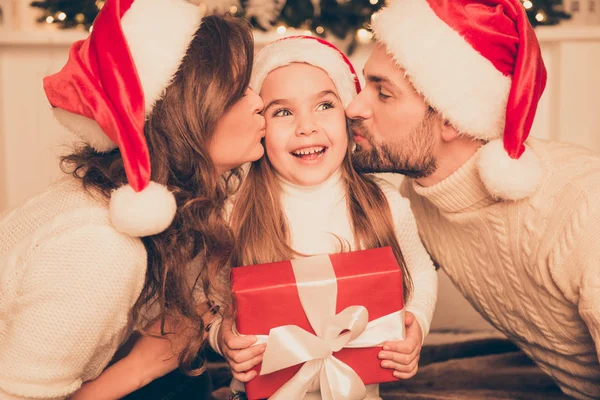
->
<box><xmin>0</xmin><ymin>0</ymin><xmax>263</xmax><ymax>398</ymax></box>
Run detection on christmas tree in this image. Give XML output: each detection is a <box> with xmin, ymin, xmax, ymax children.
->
<box><xmin>248</xmin><ymin>0</ymin><xmax>384</xmax><ymax>39</ymax></box>
<box><xmin>30</xmin><ymin>0</ymin><xmax>105</xmax><ymax>30</ymax></box>
<box><xmin>523</xmin><ymin>0</ymin><xmax>570</xmax><ymax>26</ymax></box>
<box><xmin>30</xmin><ymin>0</ymin><xmax>570</xmax><ymax>33</ymax></box>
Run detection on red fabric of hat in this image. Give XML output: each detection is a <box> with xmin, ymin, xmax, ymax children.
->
<box><xmin>43</xmin><ymin>0</ymin><xmax>203</xmax><ymax>236</ymax></box>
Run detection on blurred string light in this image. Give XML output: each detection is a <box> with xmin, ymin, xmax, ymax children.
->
<box><xmin>535</xmin><ymin>10</ymin><xmax>547</xmax><ymax>22</ymax></box>
<box><xmin>356</xmin><ymin>28</ymin><xmax>373</xmax><ymax>44</ymax></box>
<box><xmin>32</xmin><ymin>0</ymin><xmax>568</xmax><ymax>39</ymax></box>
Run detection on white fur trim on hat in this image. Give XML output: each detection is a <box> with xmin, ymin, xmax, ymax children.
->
<box><xmin>52</xmin><ymin>108</ymin><xmax>117</xmax><ymax>152</ymax></box>
<box><xmin>371</xmin><ymin>0</ymin><xmax>511</xmax><ymax>140</ymax></box>
<box><xmin>122</xmin><ymin>0</ymin><xmax>203</xmax><ymax>114</ymax></box>
<box><xmin>251</xmin><ymin>37</ymin><xmax>358</xmax><ymax>108</ymax></box>
<box><xmin>109</xmin><ymin>181</ymin><xmax>177</xmax><ymax>237</ymax></box>
<box><xmin>121</xmin><ymin>0</ymin><xmax>203</xmax><ymax>114</ymax></box>
<box><xmin>477</xmin><ymin>139</ymin><xmax>543</xmax><ymax>200</ymax></box>
<box><xmin>53</xmin><ymin>0</ymin><xmax>202</xmax><ymax>152</ymax></box>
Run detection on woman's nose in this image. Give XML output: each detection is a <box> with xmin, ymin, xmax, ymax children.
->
<box><xmin>247</xmin><ymin>88</ymin><xmax>264</xmax><ymax>114</ymax></box>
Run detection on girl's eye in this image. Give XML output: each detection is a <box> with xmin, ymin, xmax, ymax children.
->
<box><xmin>317</xmin><ymin>101</ymin><xmax>334</xmax><ymax>111</ymax></box>
<box><xmin>273</xmin><ymin>109</ymin><xmax>292</xmax><ymax>117</ymax></box>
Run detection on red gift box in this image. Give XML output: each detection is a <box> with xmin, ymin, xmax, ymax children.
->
<box><xmin>231</xmin><ymin>247</ymin><xmax>405</xmax><ymax>400</ymax></box>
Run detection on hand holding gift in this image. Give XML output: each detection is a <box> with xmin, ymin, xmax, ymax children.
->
<box><xmin>231</xmin><ymin>247</ymin><xmax>408</xmax><ymax>400</ymax></box>
<box><xmin>219</xmin><ymin>316</ymin><xmax>266</xmax><ymax>383</ymax></box>
<box><xmin>379</xmin><ymin>311</ymin><xmax>423</xmax><ymax>379</ymax></box>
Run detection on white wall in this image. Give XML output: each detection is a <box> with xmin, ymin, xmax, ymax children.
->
<box><xmin>0</xmin><ymin>32</ymin><xmax>78</xmax><ymax>212</ymax></box>
<box><xmin>1</xmin><ymin>26</ymin><xmax>600</xmax><ymax>332</ymax></box>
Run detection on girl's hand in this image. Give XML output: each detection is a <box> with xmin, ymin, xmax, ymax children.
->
<box><xmin>219</xmin><ymin>316</ymin><xmax>266</xmax><ymax>382</ymax></box>
<box><xmin>378</xmin><ymin>311</ymin><xmax>423</xmax><ymax>379</ymax></box>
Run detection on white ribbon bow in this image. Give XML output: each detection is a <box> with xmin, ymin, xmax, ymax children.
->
<box><xmin>256</xmin><ymin>255</ymin><xmax>405</xmax><ymax>400</ymax></box>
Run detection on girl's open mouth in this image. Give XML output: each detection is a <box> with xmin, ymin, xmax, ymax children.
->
<box><xmin>290</xmin><ymin>146</ymin><xmax>328</xmax><ymax>160</ymax></box>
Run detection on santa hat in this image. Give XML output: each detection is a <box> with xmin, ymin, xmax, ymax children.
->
<box><xmin>43</xmin><ymin>0</ymin><xmax>204</xmax><ymax>237</ymax></box>
<box><xmin>371</xmin><ymin>0</ymin><xmax>547</xmax><ymax>200</ymax></box>
<box><xmin>250</xmin><ymin>35</ymin><xmax>361</xmax><ymax>108</ymax></box>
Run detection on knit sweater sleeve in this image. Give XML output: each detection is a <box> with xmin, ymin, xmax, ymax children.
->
<box><xmin>376</xmin><ymin>178</ymin><xmax>438</xmax><ymax>340</ymax></box>
<box><xmin>566</xmin><ymin>193</ymin><xmax>600</xmax><ymax>364</ymax></box>
<box><xmin>0</xmin><ymin>224</ymin><xmax>146</xmax><ymax>400</ymax></box>
<box><xmin>580</xmin><ymin>252</ymin><xmax>600</xmax><ymax>365</ymax></box>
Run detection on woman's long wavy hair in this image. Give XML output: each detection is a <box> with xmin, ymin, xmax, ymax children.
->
<box><xmin>60</xmin><ymin>14</ymin><xmax>253</xmax><ymax>374</ymax></box>
<box><xmin>229</xmin><ymin>131</ymin><xmax>414</xmax><ymax>302</ymax></box>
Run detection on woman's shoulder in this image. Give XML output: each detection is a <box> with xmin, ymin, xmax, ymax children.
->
<box><xmin>34</xmin><ymin>204</ymin><xmax>147</xmax><ymax>266</ymax></box>
<box><xmin>2</xmin><ymin>176</ymin><xmax>108</xmax><ymax>222</ymax></box>
<box><xmin>2</xmin><ymin>177</ymin><xmax>146</xmax><ymax>277</ymax></box>
<box><xmin>1</xmin><ymin>180</ymin><xmax>147</xmax><ymax>321</ymax></box>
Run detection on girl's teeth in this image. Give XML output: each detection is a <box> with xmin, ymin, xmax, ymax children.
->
<box><xmin>293</xmin><ymin>146</ymin><xmax>324</xmax><ymax>155</ymax></box>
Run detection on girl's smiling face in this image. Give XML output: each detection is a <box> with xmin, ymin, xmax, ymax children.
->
<box><xmin>260</xmin><ymin>63</ymin><xmax>348</xmax><ymax>186</ymax></box>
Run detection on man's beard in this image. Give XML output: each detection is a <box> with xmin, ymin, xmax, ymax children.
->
<box><xmin>350</xmin><ymin>113</ymin><xmax>437</xmax><ymax>179</ymax></box>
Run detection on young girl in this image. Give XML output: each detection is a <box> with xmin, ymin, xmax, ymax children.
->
<box><xmin>214</xmin><ymin>36</ymin><xmax>438</xmax><ymax>399</ymax></box>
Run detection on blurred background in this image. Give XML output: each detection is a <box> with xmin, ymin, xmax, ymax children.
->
<box><xmin>0</xmin><ymin>0</ymin><xmax>599</xmax><ymax>336</ymax></box>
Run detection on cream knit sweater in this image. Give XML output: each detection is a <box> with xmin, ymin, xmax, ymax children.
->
<box><xmin>225</xmin><ymin>169</ymin><xmax>438</xmax><ymax>399</ymax></box>
<box><xmin>0</xmin><ymin>177</ymin><xmax>147</xmax><ymax>400</ymax></box>
<box><xmin>400</xmin><ymin>138</ymin><xmax>600</xmax><ymax>400</ymax></box>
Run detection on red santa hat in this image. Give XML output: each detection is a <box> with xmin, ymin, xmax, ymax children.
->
<box><xmin>43</xmin><ymin>0</ymin><xmax>204</xmax><ymax>237</ymax></box>
<box><xmin>371</xmin><ymin>0</ymin><xmax>547</xmax><ymax>200</ymax></box>
<box><xmin>250</xmin><ymin>35</ymin><xmax>361</xmax><ymax>108</ymax></box>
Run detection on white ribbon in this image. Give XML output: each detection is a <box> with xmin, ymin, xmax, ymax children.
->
<box><xmin>255</xmin><ymin>255</ymin><xmax>405</xmax><ymax>400</ymax></box>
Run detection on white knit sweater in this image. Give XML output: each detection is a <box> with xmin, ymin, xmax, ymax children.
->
<box><xmin>0</xmin><ymin>177</ymin><xmax>147</xmax><ymax>400</ymax></box>
<box><xmin>400</xmin><ymin>138</ymin><xmax>600</xmax><ymax>400</ymax></box>
<box><xmin>225</xmin><ymin>169</ymin><xmax>438</xmax><ymax>399</ymax></box>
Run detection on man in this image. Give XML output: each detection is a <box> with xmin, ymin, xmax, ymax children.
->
<box><xmin>347</xmin><ymin>0</ymin><xmax>600</xmax><ymax>398</ymax></box>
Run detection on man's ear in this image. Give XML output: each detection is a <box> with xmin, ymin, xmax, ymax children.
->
<box><xmin>440</xmin><ymin>119</ymin><xmax>460</xmax><ymax>142</ymax></box>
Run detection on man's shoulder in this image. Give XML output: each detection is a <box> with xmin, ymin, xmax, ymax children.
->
<box><xmin>531</xmin><ymin>138</ymin><xmax>600</xmax><ymax>199</ymax></box>
<box><xmin>530</xmin><ymin>138</ymin><xmax>600</xmax><ymax>176</ymax></box>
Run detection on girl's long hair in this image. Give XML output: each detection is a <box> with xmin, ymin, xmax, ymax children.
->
<box><xmin>60</xmin><ymin>14</ymin><xmax>254</xmax><ymax>374</ymax></box>
<box><xmin>229</xmin><ymin>134</ymin><xmax>413</xmax><ymax>302</ymax></box>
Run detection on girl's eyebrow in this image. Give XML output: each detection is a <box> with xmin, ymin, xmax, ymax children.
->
<box><xmin>313</xmin><ymin>90</ymin><xmax>339</xmax><ymax>100</ymax></box>
<box><xmin>264</xmin><ymin>89</ymin><xmax>339</xmax><ymax>112</ymax></box>
<box><xmin>264</xmin><ymin>98</ymin><xmax>288</xmax><ymax>112</ymax></box>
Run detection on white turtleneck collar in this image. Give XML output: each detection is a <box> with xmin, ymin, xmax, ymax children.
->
<box><xmin>412</xmin><ymin>147</ymin><xmax>497</xmax><ymax>214</ymax></box>
<box><xmin>278</xmin><ymin>167</ymin><xmax>346</xmax><ymax>207</ymax></box>
<box><xmin>277</xmin><ymin>168</ymin><xmax>350</xmax><ymax>255</ymax></box>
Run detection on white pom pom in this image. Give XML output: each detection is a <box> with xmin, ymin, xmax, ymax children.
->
<box><xmin>477</xmin><ymin>139</ymin><xmax>544</xmax><ymax>201</ymax></box>
<box><xmin>109</xmin><ymin>181</ymin><xmax>177</xmax><ymax>237</ymax></box>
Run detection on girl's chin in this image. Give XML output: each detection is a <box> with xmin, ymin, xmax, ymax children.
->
<box><xmin>287</xmin><ymin>170</ymin><xmax>337</xmax><ymax>187</ymax></box>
